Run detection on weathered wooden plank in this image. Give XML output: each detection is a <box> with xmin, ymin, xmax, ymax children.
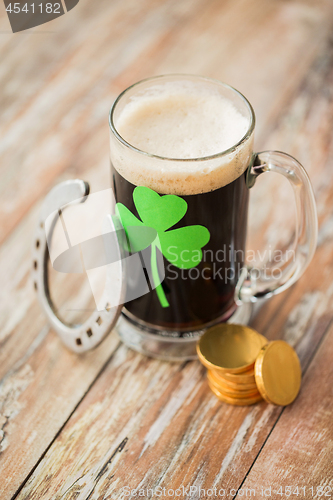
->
<box><xmin>234</xmin><ymin>321</ymin><xmax>333</xmax><ymax>498</ymax></box>
<box><xmin>10</xmin><ymin>343</ymin><xmax>281</xmax><ymax>500</ymax></box>
<box><xmin>0</xmin><ymin>329</ymin><xmax>122</xmax><ymax>498</ymax></box>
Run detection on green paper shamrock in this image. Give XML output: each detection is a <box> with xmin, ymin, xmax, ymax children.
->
<box><xmin>116</xmin><ymin>186</ymin><xmax>210</xmax><ymax>308</ymax></box>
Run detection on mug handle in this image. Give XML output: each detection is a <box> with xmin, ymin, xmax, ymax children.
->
<box><xmin>236</xmin><ymin>151</ymin><xmax>318</xmax><ymax>303</ymax></box>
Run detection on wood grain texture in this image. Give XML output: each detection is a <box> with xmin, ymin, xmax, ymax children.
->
<box><xmin>0</xmin><ymin>0</ymin><xmax>333</xmax><ymax>499</ymax></box>
<box><xmin>236</xmin><ymin>322</ymin><xmax>333</xmax><ymax>498</ymax></box>
<box><xmin>12</xmin><ymin>345</ymin><xmax>281</xmax><ymax>500</ymax></box>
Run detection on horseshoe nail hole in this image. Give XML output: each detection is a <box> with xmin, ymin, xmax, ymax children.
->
<box><xmin>76</xmin><ymin>338</ymin><xmax>82</xmax><ymax>346</ymax></box>
<box><xmin>36</xmin><ymin>240</ymin><xmax>40</xmax><ymax>248</ymax></box>
<box><xmin>105</xmin><ymin>303</ymin><xmax>111</xmax><ymax>312</ymax></box>
<box><xmin>86</xmin><ymin>328</ymin><xmax>93</xmax><ymax>337</ymax></box>
<box><xmin>34</xmin><ymin>261</ymin><xmax>38</xmax><ymax>270</ymax></box>
<box><xmin>34</xmin><ymin>282</ymin><xmax>38</xmax><ymax>290</ymax></box>
<box><xmin>96</xmin><ymin>317</ymin><xmax>102</xmax><ymax>326</ymax></box>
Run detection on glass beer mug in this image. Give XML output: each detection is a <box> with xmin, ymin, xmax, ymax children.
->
<box><xmin>33</xmin><ymin>75</ymin><xmax>317</xmax><ymax>360</ymax></box>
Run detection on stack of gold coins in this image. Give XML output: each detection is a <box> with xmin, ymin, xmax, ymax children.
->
<box><xmin>197</xmin><ymin>324</ymin><xmax>301</xmax><ymax>406</ymax></box>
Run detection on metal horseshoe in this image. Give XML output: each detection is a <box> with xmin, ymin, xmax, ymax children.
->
<box><xmin>31</xmin><ymin>179</ymin><xmax>125</xmax><ymax>353</ymax></box>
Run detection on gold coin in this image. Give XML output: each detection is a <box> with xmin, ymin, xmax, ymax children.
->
<box><xmin>210</xmin><ymin>369</ymin><xmax>258</xmax><ymax>391</ymax></box>
<box><xmin>257</xmin><ymin>333</ymin><xmax>269</xmax><ymax>348</ymax></box>
<box><xmin>218</xmin><ymin>368</ymin><xmax>256</xmax><ymax>385</ymax></box>
<box><xmin>255</xmin><ymin>340</ymin><xmax>302</xmax><ymax>406</ymax></box>
<box><xmin>208</xmin><ymin>370</ymin><xmax>257</xmax><ymax>393</ymax></box>
<box><xmin>208</xmin><ymin>377</ymin><xmax>260</xmax><ymax>399</ymax></box>
<box><xmin>197</xmin><ymin>324</ymin><xmax>266</xmax><ymax>374</ymax></box>
<box><xmin>207</xmin><ymin>371</ymin><xmax>258</xmax><ymax>398</ymax></box>
<box><xmin>208</xmin><ymin>380</ymin><xmax>263</xmax><ymax>406</ymax></box>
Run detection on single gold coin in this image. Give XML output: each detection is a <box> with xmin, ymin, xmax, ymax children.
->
<box><xmin>207</xmin><ymin>370</ymin><xmax>258</xmax><ymax>398</ymax></box>
<box><xmin>210</xmin><ymin>369</ymin><xmax>258</xmax><ymax>391</ymax></box>
<box><xmin>197</xmin><ymin>324</ymin><xmax>266</xmax><ymax>373</ymax></box>
<box><xmin>255</xmin><ymin>340</ymin><xmax>302</xmax><ymax>406</ymax></box>
<box><xmin>208</xmin><ymin>380</ymin><xmax>263</xmax><ymax>406</ymax></box>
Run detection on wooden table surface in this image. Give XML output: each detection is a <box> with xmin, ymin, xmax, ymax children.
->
<box><xmin>1</xmin><ymin>0</ymin><xmax>333</xmax><ymax>498</ymax></box>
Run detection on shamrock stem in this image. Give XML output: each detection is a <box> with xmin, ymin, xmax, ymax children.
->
<box><xmin>151</xmin><ymin>242</ymin><xmax>169</xmax><ymax>308</ymax></box>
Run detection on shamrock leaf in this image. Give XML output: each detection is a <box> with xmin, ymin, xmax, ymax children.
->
<box><xmin>116</xmin><ymin>186</ymin><xmax>210</xmax><ymax>308</ymax></box>
<box><xmin>159</xmin><ymin>226</ymin><xmax>210</xmax><ymax>269</ymax></box>
<box><xmin>116</xmin><ymin>203</ymin><xmax>157</xmax><ymax>253</ymax></box>
<box><xmin>133</xmin><ymin>186</ymin><xmax>187</xmax><ymax>232</ymax></box>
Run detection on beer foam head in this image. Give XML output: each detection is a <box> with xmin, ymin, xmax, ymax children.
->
<box><xmin>111</xmin><ymin>79</ymin><xmax>254</xmax><ymax>195</ymax></box>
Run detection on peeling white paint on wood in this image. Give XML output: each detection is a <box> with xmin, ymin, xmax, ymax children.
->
<box><xmin>213</xmin><ymin>409</ymin><xmax>259</xmax><ymax>486</ymax></box>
